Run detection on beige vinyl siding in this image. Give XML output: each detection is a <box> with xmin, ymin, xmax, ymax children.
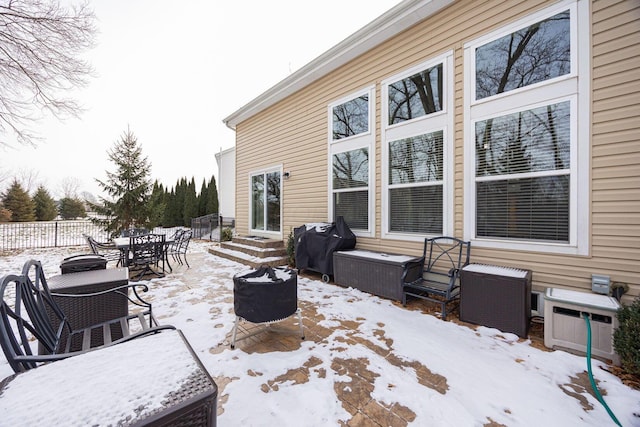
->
<box><xmin>233</xmin><ymin>0</ymin><xmax>640</xmax><ymax>300</ymax></box>
<box><xmin>589</xmin><ymin>0</ymin><xmax>640</xmax><ymax>299</ymax></box>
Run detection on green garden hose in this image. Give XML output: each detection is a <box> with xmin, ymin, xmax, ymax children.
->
<box><xmin>583</xmin><ymin>312</ymin><xmax>622</xmax><ymax>426</ymax></box>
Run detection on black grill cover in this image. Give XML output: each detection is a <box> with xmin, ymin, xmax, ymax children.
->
<box><xmin>294</xmin><ymin>216</ymin><xmax>356</xmax><ymax>276</ymax></box>
<box><xmin>233</xmin><ymin>266</ymin><xmax>298</xmax><ymax>323</ymax></box>
<box><xmin>60</xmin><ymin>254</ymin><xmax>108</xmax><ymax>274</ymax></box>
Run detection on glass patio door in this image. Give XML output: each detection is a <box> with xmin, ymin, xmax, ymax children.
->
<box><xmin>251</xmin><ymin>170</ymin><xmax>281</xmax><ymax>234</ymax></box>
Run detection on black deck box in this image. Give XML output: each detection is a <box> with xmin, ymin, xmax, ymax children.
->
<box><xmin>460</xmin><ymin>264</ymin><xmax>532</xmax><ymax>338</ymax></box>
<box><xmin>60</xmin><ymin>254</ymin><xmax>108</xmax><ymax>274</ymax></box>
<box><xmin>333</xmin><ymin>250</ymin><xmax>419</xmax><ymax>301</ymax></box>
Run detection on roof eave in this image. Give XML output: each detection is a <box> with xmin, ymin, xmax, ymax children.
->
<box><xmin>223</xmin><ymin>0</ymin><xmax>454</xmax><ymax>130</ymax></box>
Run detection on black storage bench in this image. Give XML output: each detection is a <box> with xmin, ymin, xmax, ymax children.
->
<box><xmin>333</xmin><ymin>250</ymin><xmax>420</xmax><ymax>301</ymax></box>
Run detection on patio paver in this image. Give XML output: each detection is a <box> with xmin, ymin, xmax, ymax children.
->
<box><xmin>148</xmin><ymin>246</ymin><xmax>619</xmax><ymax>427</ymax></box>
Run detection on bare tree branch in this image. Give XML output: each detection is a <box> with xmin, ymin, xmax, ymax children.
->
<box><xmin>58</xmin><ymin>175</ymin><xmax>81</xmax><ymax>198</ymax></box>
<box><xmin>0</xmin><ymin>0</ymin><xmax>96</xmax><ymax>147</ymax></box>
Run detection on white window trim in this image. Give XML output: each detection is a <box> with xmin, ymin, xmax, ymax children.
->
<box><xmin>329</xmin><ymin>87</ymin><xmax>374</xmax><ymax>144</ymax></box>
<box><xmin>381</xmin><ymin>51</ymin><xmax>454</xmax><ymax>241</ymax></box>
<box><xmin>463</xmin><ymin>0</ymin><xmax>590</xmax><ymax>255</ymax></box>
<box><xmin>328</xmin><ymin>86</ymin><xmax>376</xmax><ymax>237</ymax></box>
<box><xmin>248</xmin><ymin>164</ymin><xmax>283</xmax><ymax>240</ymax></box>
<box><xmin>468</xmin><ymin>2</ymin><xmax>580</xmax><ymax>105</ymax></box>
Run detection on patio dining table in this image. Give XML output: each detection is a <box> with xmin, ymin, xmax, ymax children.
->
<box><xmin>113</xmin><ymin>236</ymin><xmax>174</xmax><ymax>273</ymax></box>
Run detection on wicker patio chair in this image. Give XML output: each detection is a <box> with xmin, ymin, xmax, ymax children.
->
<box><xmin>0</xmin><ymin>260</ymin><xmax>174</xmax><ymax>373</ymax></box>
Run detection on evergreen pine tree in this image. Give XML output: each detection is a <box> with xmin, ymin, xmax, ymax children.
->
<box><xmin>59</xmin><ymin>197</ymin><xmax>87</xmax><ymax>219</ymax></box>
<box><xmin>173</xmin><ymin>178</ymin><xmax>186</xmax><ymax>226</ymax></box>
<box><xmin>32</xmin><ymin>185</ymin><xmax>58</xmax><ymax>221</ymax></box>
<box><xmin>1</xmin><ymin>179</ymin><xmax>35</xmax><ymax>221</ymax></box>
<box><xmin>147</xmin><ymin>181</ymin><xmax>166</xmax><ymax>228</ymax></box>
<box><xmin>89</xmin><ymin>127</ymin><xmax>152</xmax><ymax>236</ymax></box>
<box><xmin>183</xmin><ymin>177</ymin><xmax>198</xmax><ymax>226</ymax></box>
<box><xmin>163</xmin><ymin>187</ymin><xmax>176</xmax><ymax>227</ymax></box>
<box><xmin>198</xmin><ymin>178</ymin><xmax>208</xmax><ymax>217</ymax></box>
<box><xmin>206</xmin><ymin>175</ymin><xmax>219</xmax><ymax>215</ymax></box>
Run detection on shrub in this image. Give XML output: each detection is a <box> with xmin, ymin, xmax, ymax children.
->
<box><xmin>0</xmin><ymin>208</ymin><xmax>11</xmax><ymax>222</ymax></box>
<box><xmin>614</xmin><ymin>297</ymin><xmax>640</xmax><ymax>377</ymax></box>
<box><xmin>286</xmin><ymin>229</ymin><xmax>296</xmax><ymax>267</ymax></box>
<box><xmin>221</xmin><ymin>227</ymin><xmax>233</xmax><ymax>242</ymax></box>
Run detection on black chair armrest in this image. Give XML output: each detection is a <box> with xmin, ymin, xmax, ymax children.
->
<box><xmin>14</xmin><ymin>325</ymin><xmax>177</xmax><ymax>366</ymax></box>
<box><xmin>12</xmin><ymin>351</ymin><xmax>92</xmax><ymax>366</ymax></box>
<box><xmin>110</xmin><ymin>324</ymin><xmax>176</xmax><ymax>345</ymax></box>
<box><xmin>400</xmin><ymin>257</ymin><xmax>425</xmax><ymax>284</ymax></box>
<box><xmin>64</xmin><ymin>313</ymin><xmax>175</xmax><ymax>352</ymax></box>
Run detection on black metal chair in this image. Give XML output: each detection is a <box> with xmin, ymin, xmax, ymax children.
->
<box><xmin>0</xmin><ymin>260</ymin><xmax>174</xmax><ymax>373</ymax></box>
<box><xmin>167</xmin><ymin>230</ymin><xmax>192</xmax><ymax>269</ymax></box>
<box><xmin>83</xmin><ymin>234</ymin><xmax>123</xmax><ymax>265</ymax></box>
<box><xmin>129</xmin><ymin>234</ymin><xmax>166</xmax><ymax>281</ymax></box>
<box><xmin>400</xmin><ymin>236</ymin><xmax>471</xmax><ymax>320</ymax></box>
<box><xmin>164</xmin><ymin>229</ymin><xmax>184</xmax><ymax>272</ymax></box>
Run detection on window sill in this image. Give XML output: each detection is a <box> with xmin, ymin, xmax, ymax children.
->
<box><xmin>469</xmin><ymin>237</ymin><xmax>588</xmax><ymax>256</ymax></box>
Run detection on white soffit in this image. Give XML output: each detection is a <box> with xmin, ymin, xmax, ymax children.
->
<box><xmin>223</xmin><ymin>0</ymin><xmax>454</xmax><ymax>130</ymax></box>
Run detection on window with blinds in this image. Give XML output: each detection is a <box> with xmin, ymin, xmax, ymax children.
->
<box><xmin>328</xmin><ymin>87</ymin><xmax>375</xmax><ymax>235</ymax></box>
<box><xmin>382</xmin><ymin>53</ymin><xmax>452</xmax><ymax>238</ymax></box>
<box><xmin>388</xmin><ymin>131</ymin><xmax>443</xmax><ymax>233</ymax></box>
<box><xmin>475</xmin><ymin>101</ymin><xmax>570</xmax><ymax>241</ymax></box>
<box><xmin>464</xmin><ymin>1</ymin><xmax>589</xmax><ymax>252</ymax></box>
<box><xmin>332</xmin><ymin>148</ymin><xmax>369</xmax><ymax>230</ymax></box>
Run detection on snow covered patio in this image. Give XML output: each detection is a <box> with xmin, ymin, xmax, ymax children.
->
<box><xmin>0</xmin><ymin>241</ymin><xmax>638</xmax><ymax>426</ymax></box>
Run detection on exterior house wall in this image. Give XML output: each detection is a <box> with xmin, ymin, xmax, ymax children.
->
<box><xmin>230</xmin><ymin>0</ymin><xmax>640</xmax><ymax>301</ymax></box>
<box><xmin>214</xmin><ymin>147</ymin><xmax>236</xmax><ymax>219</ymax></box>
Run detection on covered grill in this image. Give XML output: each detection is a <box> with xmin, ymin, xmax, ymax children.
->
<box><xmin>294</xmin><ymin>216</ymin><xmax>356</xmax><ymax>282</ymax></box>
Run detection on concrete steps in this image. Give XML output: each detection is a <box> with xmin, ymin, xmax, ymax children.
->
<box><xmin>208</xmin><ymin>236</ymin><xmax>289</xmax><ymax>269</ymax></box>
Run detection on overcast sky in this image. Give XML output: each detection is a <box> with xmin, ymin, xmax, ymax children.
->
<box><xmin>0</xmin><ymin>0</ymin><xmax>400</xmax><ymax>199</ymax></box>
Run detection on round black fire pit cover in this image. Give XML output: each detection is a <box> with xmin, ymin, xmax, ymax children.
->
<box><xmin>233</xmin><ymin>266</ymin><xmax>298</xmax><ymax>323</ymax></box>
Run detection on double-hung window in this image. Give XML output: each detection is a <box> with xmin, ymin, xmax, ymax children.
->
<box><xmin>382</xmin><ymin>52</ymin><xmax>454</xmax><ymax>239</ymax></box>
<box><xmin>328</xmin><ymin>87</ymin><xmax>375</xmax><ymax>236</ymax></box>
<box><xmin>464</xmin><ymin>0</ymin><xmax>589</xmax><ymax>254</ymax></box>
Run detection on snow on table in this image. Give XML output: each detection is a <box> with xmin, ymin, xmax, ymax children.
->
<box><xmin>0</xmin><ymin>330</ymin><xmax>201</xmax><ymax>426</ymax></box>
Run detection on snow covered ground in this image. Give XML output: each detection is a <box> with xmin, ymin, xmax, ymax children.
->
<box><xmin>0</xmin><ymin>242</ymin><xmax>638</xmax><ymax>426</ymax></box>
